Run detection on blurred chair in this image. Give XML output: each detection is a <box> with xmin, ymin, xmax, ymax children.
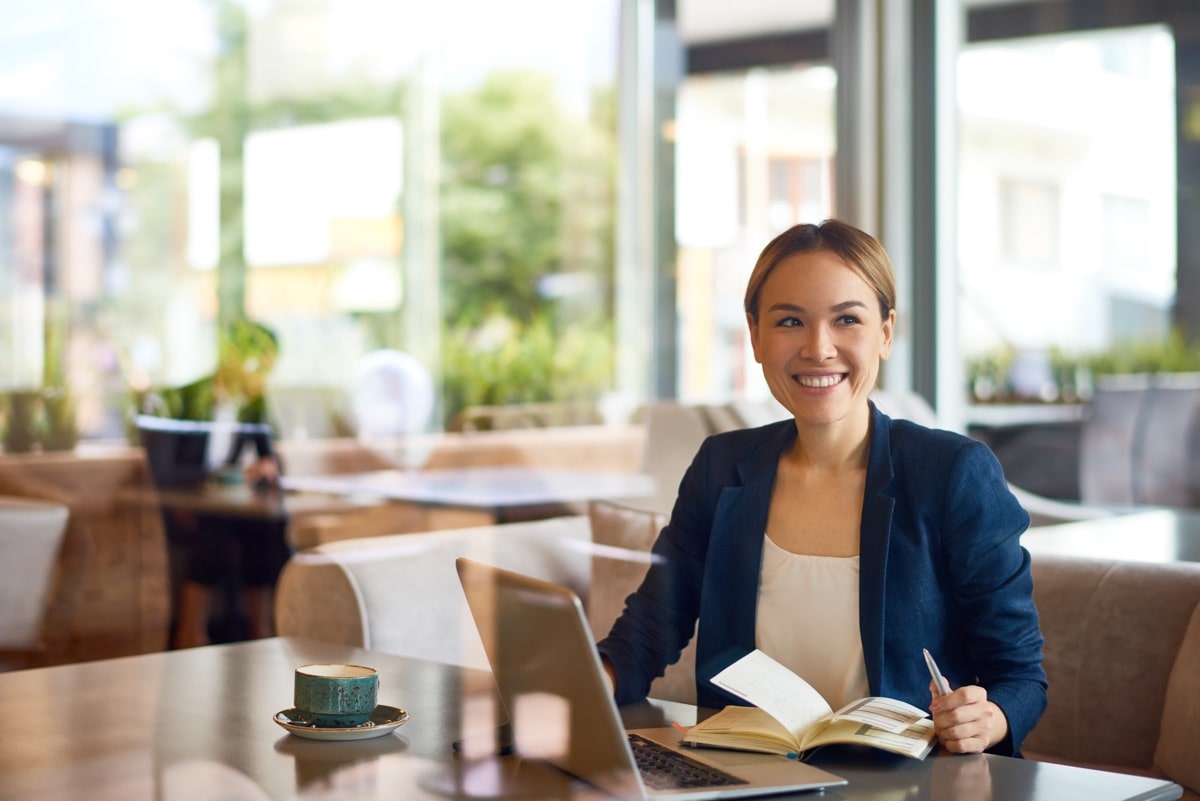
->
<box><xmin>1078</xmin><ymin>374</ymin><xmax>1150</xmax><ymax>507</ymax></box>
<box><xmin>1134</xmin><ymin>373</ymin><xmax>1200</xmax><ymax>508</ymax></box>
<box><xmin>1077</xmin><ymin>372</ymin><xmax>1200</xmax><ymax>510</ymax></box>
<box><xmin>0</xmin><ymin>496</ymin><xmax>91</xmax><ymax>670</ymax></box>
<box><xmin>630</xmin><ymin>402</ymin><xmax>714</xmax><ymax>515</ymax></box>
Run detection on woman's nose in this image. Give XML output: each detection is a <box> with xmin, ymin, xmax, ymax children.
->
<box><xmin>802</xmin><ymin>326</ymin><xmax>836</xmax><ymax>360</ymax></box>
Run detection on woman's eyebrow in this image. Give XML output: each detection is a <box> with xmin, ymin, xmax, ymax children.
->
<box><xmin>765</xmin><ymin>299</ymin><xmax>869</xmax><ymax>314</ymax></box>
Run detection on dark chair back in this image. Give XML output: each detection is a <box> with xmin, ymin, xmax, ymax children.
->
<box><xmin>135</xmin><ymin>415</ymin><xmax>273</xmax><ymax>489</ymax></box>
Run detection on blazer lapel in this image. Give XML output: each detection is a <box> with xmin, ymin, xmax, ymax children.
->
<box><xmin>860</xmin><ymin>405</ymin><xmax>896</xmax><ymax>693</ymax></box>
<box><xmin>699</xmin><ymin>423</ymin><xmax>794</xmax><ymax>663</ymax></box>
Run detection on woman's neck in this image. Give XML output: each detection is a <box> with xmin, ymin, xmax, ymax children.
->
<box><xmin>787</xmin><ymin>406</ymin><xmax>872</xmax><ymax>472</ymax></box>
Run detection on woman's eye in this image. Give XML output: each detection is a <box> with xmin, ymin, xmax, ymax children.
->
<box><xmin>837</xmin><ymin>314</ymin><xmax>861</xmax><ymax>326</ymax></box>
<box><xmin>775</xmin><ymin>316</ymin><xmax>802</xmax><ymax>328</ymax></box>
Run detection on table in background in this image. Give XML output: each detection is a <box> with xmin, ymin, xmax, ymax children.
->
<box><xmin>137</xmin><ymin>479</ymin><xmax>400</xmax><ymax>526</ymax></box>
<box><xmin>1024</xmin><ymin>508</ymin><xmax>1200</xmax><ymax>563</ymax></box>
<box><xmin>0</xmin><ymin>637</ymin><xmax>1181</xmax><ymax>801</ymax></box>
<box><xmin>283</xmin><ymin>466</ymin><xmax>657</xmax><ymax>524</ymax></box>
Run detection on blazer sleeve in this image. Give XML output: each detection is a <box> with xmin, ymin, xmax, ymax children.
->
<box><xmin>596</xmin><ymin>441</ymin><xmax>715</xmax><ymax>705</ymax></box>
<box><xmin>940</xmin><ymin>440</ymin><xmax>1047</xmax><ymax>755</ymax></box>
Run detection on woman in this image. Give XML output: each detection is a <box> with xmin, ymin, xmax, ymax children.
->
<box><xmin>597</xmin><ymin>219</ymin><xmax>1046</xmax><ymax>756</ymax></box>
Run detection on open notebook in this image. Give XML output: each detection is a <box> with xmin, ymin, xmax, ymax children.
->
<box><xmin>456</xmin><ymin>557</ymin><xmax>847</xmax><ymax>800</ymax></box>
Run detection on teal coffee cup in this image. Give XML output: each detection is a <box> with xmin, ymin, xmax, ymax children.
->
<box><xmin>294</xmin><ymin>664</ymin><xmax>379</xmax><ymax>727</ymax></box>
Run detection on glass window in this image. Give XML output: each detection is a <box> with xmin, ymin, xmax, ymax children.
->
<box><xmin>958</xmin><ymin>25</ymin><xmax>1177</xmax><ymax>392</ymax></box>
<box><xmin>0</xmin><ymin>0</ymin><xmax>623</xmax><ymax>444</ymax></box>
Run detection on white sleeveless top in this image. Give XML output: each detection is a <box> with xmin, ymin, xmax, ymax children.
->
<box><xmin>755</xmin><ymin>534</ymin><xmax>870</xmax><ymax>710</ymax></box>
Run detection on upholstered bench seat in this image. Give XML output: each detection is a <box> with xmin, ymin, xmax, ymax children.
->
<box><xmin>1024</xmin><ymin>555</ymin><xmax>1200</xmax><ymax>800</ymax></box>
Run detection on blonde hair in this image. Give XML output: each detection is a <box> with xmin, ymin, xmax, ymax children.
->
<box><xmin>744</xmin><ymin>219</ymin><xmax>897</xmax><ymax>322</ymax></box>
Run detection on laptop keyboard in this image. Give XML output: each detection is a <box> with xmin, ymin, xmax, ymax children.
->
<box><xmin>628</xmin><ymin>733</ymin><xmax>748</xmax><ymax>791</ymax></box>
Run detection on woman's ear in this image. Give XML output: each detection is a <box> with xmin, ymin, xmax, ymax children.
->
<box><xmin>880</xmin><ymin>309</ymin><xmax>896</xmax><ymax>361</ymax></box>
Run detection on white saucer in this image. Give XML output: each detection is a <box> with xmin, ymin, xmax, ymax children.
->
<box><xmin>274</xmin><ymin>704</ymin><xmax>409</xmax><ymax>741</ymax></box>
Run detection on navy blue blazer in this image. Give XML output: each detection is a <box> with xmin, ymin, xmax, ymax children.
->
<box><xmin>597</xmin><ymin>404</ymin><xmax>1047</xmax><ymax>756</ymax></box>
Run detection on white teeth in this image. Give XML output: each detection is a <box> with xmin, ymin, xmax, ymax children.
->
<box><xmin>796</xmin><ymin>374</ymin><xmax>842</xmax><ymax>388</ymax></box>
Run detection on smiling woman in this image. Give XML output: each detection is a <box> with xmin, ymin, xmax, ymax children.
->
<box><xmin>597</xmin><ymin>218</ymin><xmax>1048</xmax><ymax>759</ymax></box>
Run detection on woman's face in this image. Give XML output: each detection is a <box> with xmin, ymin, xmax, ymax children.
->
<box><xmin>747</xmin><ymin>249</ymin><xmax>895</xmax><ymax>429</ymax></box>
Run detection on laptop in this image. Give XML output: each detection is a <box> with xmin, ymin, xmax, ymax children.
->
<box><xmin>455</xmin><ymin>557</ymin><xmax>847</xmax><ymax>800</ymax></box>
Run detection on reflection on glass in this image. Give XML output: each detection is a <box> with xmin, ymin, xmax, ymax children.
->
<box><xmin>0</xmin><ymin>0</ymin><xmax>622</xmax><ymax>439</ymax></box>
<box><xmin>274</xmin><ymin>730</ymin><xmax>407</xmax><ymax>793</ymax></box>
<box><xmin>927</xmin><ymin>754</ymin><xmax>993</xmax><ymax>801</ymax></box>
<box><xmin>162</xmin><ymin>760</ymin><xmax>273</xmax><ymax>801</ymax></box>
<box><xmin>511</xmin><ymin>692</ymin><xmax>571</xmax><ymax>762</ymax></box>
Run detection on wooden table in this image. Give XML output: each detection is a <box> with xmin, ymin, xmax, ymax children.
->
<box><xmin>136</xmin><ymin>479</ymin><xmax>396</xmax><ymax>522</ymax></box>
<box><xmin>0</xmin><ymin>637</ymin><xmax>1181</xmax><ymax>801</ymax></box>
<box><xmin>1024</xmin><ymin>508</ymin><xmax>1200</xmax><ymax>563</ymax></box>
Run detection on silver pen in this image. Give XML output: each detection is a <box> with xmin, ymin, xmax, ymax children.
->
<box><xmin>923</xmin><ymin>648</ymin><xmax>951</xmax><ymax>696</ymax></box>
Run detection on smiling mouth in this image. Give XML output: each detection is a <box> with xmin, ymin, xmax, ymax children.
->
<box><xmin>794</xmin><ymin>373</ymin><xmax>846</xmax><ymax>389</ymax></box>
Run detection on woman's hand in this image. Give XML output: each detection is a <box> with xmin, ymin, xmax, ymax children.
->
<box><xmin>600</xmin><ymin>656</ymin><xmax>618</xmax><ymax>697</ymax></box>
<box><xmin>243</xmin><ymin>456</ymin><xmax>280</xmax><ymax>490</ymax></box>
<box><xmin>929</xmin><ymin>682</ymin><xmax>1009</xmax><ymax>753</ymax></box>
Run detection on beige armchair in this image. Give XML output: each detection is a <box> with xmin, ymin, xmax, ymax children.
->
<box><xmin>274</xmin><ymin>515</ymin><xmax>593</xmax><ymax>668</ymax></box>
<box><xmin>0</xmin><ymin>496</ymin><xmax>90</xmax><ymax>670</ymax></box>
